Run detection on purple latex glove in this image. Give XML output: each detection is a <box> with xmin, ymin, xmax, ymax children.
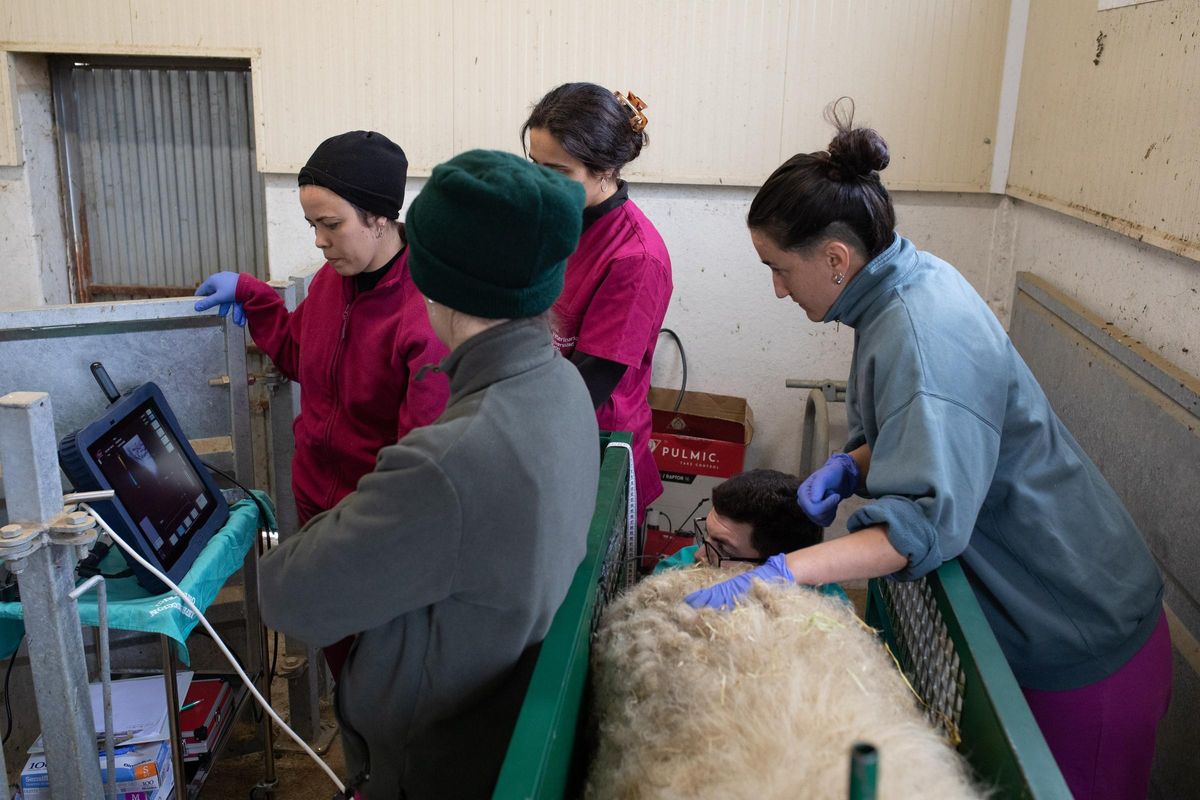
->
<box><xmin>684</xmin><ymin>553</ymin><xmax>795</xmax><ymax>610</ymax></box>
<box><xmin>194</xmin><ymin>271</ymin><xmax>246</xmax><ymax>327</ymax></box>
<box><xmin>797</xmin><ymin>452</ymin><xmax>860</xmax><ymax>527</ymax></box>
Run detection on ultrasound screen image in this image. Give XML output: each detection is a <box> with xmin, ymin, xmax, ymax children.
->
<box><xmin>88</xmin><ymin>397</ymin><xmax>216</xmax><ymax>568</ymax></box>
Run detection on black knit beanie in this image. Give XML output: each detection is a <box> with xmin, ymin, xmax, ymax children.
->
<box><xmin>297</xmin><ymin>131</ymin><xmax>408</xmax><ymax>220</ymax></box>
<box><xmin>406</xmin><ymin>150</ymin><xmax>585</xmax><ymax>319</ymax></box>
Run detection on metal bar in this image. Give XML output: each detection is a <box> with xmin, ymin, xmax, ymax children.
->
<box><xmin>160</xmin><ymin>636</ymin><xmax>188</xmax><ymax>800</ymax></box>
<box><xmin>62</xmin><ymin>55</ymin><xmax>251</xmax><ymax>71</ymax></box>
<box><xmin>70</xmin><ymin>575</ymin><xmax>115</xmax><ymax>798</ymax></box>
<box><xmin>784</xmin><ymin>378</ymin><xmax>849</xmax><ymax>402</ymax></box>
<box><xmin>84</xmin><ymin>285</ymin><xmax>200</xmax><ymax>299</ymax></box>
<box><xmin>0</xmin><ymin>296</ymin><xmax>210</xmax><ymax>329</ymax></box>
<box><xmin>224</xmin><ymin>316</ymin><xmax>277</xmax><ymax>787</ymax></box>
<box><xmin>0</xmin><ymin>392</ymin><xmax>104</xmax><ymax>800</ymax></box>
<box><xmin>270</xmin><ymin>279</ymin><xmax>323</xmax><ymax>740</ymax></box>
<box><xmin>257</xmin><ymin>580</ymin><xmax>278</xmax><ymax>791</ymax></box>
<box><xmin>1015</xmin><ymin>272</ymin><xmax>1200</xmax><ymax>418</ymax></box>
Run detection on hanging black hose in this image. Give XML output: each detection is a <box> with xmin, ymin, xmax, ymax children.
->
<box><xmin>657</xmin><ymin>328</ymin><xmax>687</xmax><ymax>412</ymax></box>
<box><xmin>2</xmin><ymin>634</ymin><xmax>23</xmax><ymax>745</ymax></box>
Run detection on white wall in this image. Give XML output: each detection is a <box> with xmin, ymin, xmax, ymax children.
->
<box><xmin>9</xmin><ymin>157</ymin><xmax>1195</xmax><ymax>479</ymax></box>
<box><xmin>642</xmin><ymin>185</ymin><xmax>1006</xmax><ymax>475</ymax></box>
<box><xmin>264</xmin><ymin>175</ymin><xmax>1006</xmax><ymax>477</ymax></box>
<box><xmin>0</xmin><ymin>54</ymin><xmax>69</xmax><ymax>310</ymax></box>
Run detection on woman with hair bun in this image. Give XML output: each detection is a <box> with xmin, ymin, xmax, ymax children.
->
<box><xmin>522</xmin><ymin>83</ymin><xmax>673</xmax><ymax>524</ymax></box>
<box><xmin>686</xmin><ymin>100</ymin><xmax>1170</xmax><ymax>800</ymax></box>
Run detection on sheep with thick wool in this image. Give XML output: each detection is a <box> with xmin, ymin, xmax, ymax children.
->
<box><xmin>586</xmin><ymin>567</ymin><xmax>987</xmax><ymax>799</ymax></box>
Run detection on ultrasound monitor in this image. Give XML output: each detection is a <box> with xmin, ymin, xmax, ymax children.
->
<box><xmin>59</xmin><ymin>382</ymin><xmax>229</xmax><ymax>593</ymax></box>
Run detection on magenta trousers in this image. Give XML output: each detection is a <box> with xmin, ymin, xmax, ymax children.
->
<box><xmin>1022</xmin><ymin>610</ymin><xmax>1172</xmax><ymax>799</ymax></box>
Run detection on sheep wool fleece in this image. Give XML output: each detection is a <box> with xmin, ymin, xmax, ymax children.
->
<box><xmin>587</xmin><ymin>568</ymin><xmax>985</xmax><ymax>799</ymax></box>
<box><xmin>828</xmin><ymin>234</ymin><xmax>1163</xmax><ymax>691</ymax></box>
<box><xmin>259</xmin><ymin>318</ymin><xmax>600</xmax><ymax>799</ymax></box>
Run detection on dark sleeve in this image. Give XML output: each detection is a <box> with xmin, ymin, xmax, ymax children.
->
<box><xmin>258</xmin><ymin>442</ymin><xmax>462</xmax><ymax>645</ymax></box>
<box><xmin>569</xmin><ymin>350</ymin><xmax>628</xmax><ymax>409</ymax></box>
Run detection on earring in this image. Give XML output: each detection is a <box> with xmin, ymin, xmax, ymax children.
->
<box><xmin>601</xmin><ymin>177</ymin><xmax>609</xmax><ymax>192</ymax></box>
<box><xmin>375</xmin><ymin>227</ymin><xmax>384</xmax><ymax>240</ymax></box>
<box><xmin>833</xmin><ymin>272</ymin><xmax>845</xmax><ymax>285</ymax></box>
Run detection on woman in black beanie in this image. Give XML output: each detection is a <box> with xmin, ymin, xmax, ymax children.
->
<box><xmin>194</xmin><ymin>131</ymin><xmax>450</xmax><ymax>677</ymax></box>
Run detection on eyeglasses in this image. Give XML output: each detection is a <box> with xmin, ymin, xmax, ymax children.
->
<box><xmin>692</xmin><ymin>517</ymin><xmax>766</xmax><ymax>568</ymax></box>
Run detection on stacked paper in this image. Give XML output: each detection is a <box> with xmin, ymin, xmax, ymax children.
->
<box><xmin>21</xmin><ymin>672</ymin><xmax>192</xmax><ymax>800</ymax></box>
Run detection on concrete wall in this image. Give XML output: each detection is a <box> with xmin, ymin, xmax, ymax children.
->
<box><xmin>1009</xmin><ymin>199</ymin><xmax>1200</xmax><ymax>379</ymax></box>
<box><xmin>0</xmin><ymin>54</ymin><xmax>69</xmax><ymax>310</ymax></box>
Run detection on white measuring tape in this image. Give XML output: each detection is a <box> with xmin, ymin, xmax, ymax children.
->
<box><xmin>603</xmin><ymin>440</ymin><xmax>638</xmax><ymax>589</ymax></box>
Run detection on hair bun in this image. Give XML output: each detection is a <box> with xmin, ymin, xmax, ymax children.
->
<box><xmin>828</xmin><ymin>127</ymin><xmax>890</xmax><ymax>177</ymax></box>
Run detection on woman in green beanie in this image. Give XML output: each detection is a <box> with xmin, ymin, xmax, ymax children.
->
<box><xmin>259</xmin><ymin>149</ymin><xmax>600</xmax><ymax>800</ymax></box>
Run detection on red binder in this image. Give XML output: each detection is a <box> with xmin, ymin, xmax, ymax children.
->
<box><xmin>178</xmin><ymin>679</ymin><xmax>233</xmax><ymax>760</ymax></box>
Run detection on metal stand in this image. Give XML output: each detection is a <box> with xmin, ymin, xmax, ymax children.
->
<box><xmin>785</xmin><ymin>378</ymin><xmax>848</xmax><ymax>475</ymax></box>
<box><xmin>160</xmin><ymin>637</ymin><xmax>188</xmax><ymax>800</ymax></box>
<box><xmin>0</xmin><ymin>392</ymin><xmax>104</xmax><ymax>799</ymax></box>
<box><xmin>70</xmin><ymin>576</ymin><xmax>115</xmax><ymax>798</ymax></box>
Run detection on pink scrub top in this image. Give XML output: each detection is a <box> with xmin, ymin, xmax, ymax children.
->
<box><xmin>551</xmin><ymin>193</ymin><xmax>673</xmax><ymax>515</ymax></box>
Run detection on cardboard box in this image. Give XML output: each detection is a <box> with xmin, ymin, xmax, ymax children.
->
<box><xmin>20</xmin><ymin>739</ymin><xmax>171</xmax><ymax>798</ymax></box>
<box><xmin>644</xmin><ymin>387</ymin><xmax>754</xmax><ymax>569</ymax></box>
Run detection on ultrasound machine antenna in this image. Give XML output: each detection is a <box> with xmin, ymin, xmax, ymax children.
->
<box><xmin>90</xmin><ymin>362</ymin><xmax>122</xmax><ymax>406</ymax></box>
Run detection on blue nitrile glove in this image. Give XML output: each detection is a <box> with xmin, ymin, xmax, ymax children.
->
<box><xmin>797</xmin><ymin>452</ymin><xmax>861</xmax><ymax>527</ymax></box>
<box><xmin>684</xmin><ymin>553</ymin><xmax>795</xmax><ymax>610</ymax></box>
<box><xmin>194</xmin><ymin>272</ymin><xmax>246</xmax><ymax>327</ymax></box>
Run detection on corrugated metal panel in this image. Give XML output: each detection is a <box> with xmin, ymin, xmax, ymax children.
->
<box><xmin>64</xmin><ymin>61</ymin><xmax>267</xmax><ymax>297</ymax></box>
<box><xmin>1009</xmin><ymin>0</ymin><xmax>1199</xmax><ymax>260</ymax></box>
<box><xmin>780</xmin><ymin>0</ymin><xmax>1010</xmax><ymax>192</ymax></box>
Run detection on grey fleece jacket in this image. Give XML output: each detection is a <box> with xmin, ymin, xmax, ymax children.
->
<box><xmin>259</xmin><ymin>317</ymin><xmax>600</xmax><ymax>799</ymax></box>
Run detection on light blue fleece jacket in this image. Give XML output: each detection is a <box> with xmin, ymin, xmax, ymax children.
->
<box><xmin>827</xmin><ymin>234</ymin><xmax>1162</xmax><ymax>691</ymax></box>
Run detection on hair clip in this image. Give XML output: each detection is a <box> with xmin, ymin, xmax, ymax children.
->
<box><xmin>615</xmin><ymin>90</ymin><xmax>649</xmax><ymax>133</ymax></box>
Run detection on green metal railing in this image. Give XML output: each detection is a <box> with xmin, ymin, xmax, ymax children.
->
<box><xmin>493</xmin><ymin>432</ymin><xmax>632</xmax><ymax>800</ymax></box>
<box><xmin>867</xmin><ymin>560</ymin><xmax>1072</xmax><ymax>799</ymax></box>
<box><xmin>496</xmin><ymin>441</ymin><xmax>1070</xmax><ymax>799</ymax></box>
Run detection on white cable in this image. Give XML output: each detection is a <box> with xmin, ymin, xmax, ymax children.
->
<box><xmin>78</xmin><ymin>503</ymin><xmax>346</xmax><ymax>794</ymax></box>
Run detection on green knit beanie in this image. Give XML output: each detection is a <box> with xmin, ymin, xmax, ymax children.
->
<box><xmin>406</xmin><ymin>149</ymin><xmax>586</xmax><ymax>318</ymax></box>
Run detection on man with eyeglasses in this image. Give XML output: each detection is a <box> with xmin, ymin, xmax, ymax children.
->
<box><xmin>653</xmin><ymin>469</ymin><xmax>849</xmax><ymax>604</ymax></box>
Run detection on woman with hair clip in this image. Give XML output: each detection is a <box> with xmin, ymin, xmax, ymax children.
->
<box><xmin>522</xmin><ymin>83</ymin><xmax>673</xmax><ymax>524</ymax></box>
<box><xmin>685</xmin><ymin>101</ymin><xmax>1170</xmax><ymax>799</ymax></box>
<box><xmin>193</xmin><ymin>131</ymin><xmax>450</xmax><ymax>678</ymax></box>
